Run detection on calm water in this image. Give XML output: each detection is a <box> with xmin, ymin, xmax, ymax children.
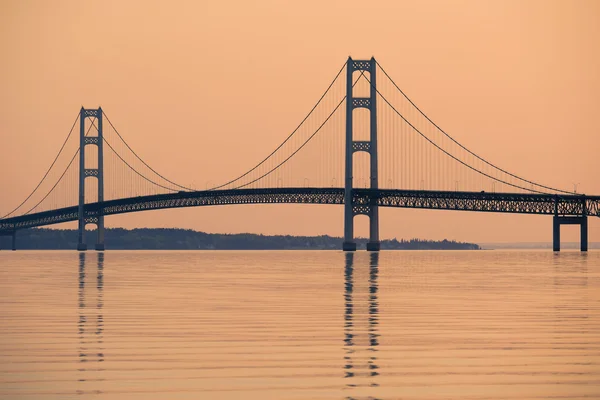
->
<box><xmin>0</xmin><ymin>250</ymin><xmax>599</xmax><ymax>400</ymax></box>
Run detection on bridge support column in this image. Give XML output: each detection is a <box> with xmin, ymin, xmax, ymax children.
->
<box><xmin>553</xmin><ymin>216</ymin><xmax>560</xmax><ymax>252</ymax></box>
<box><xmin>95</xmin><ymin>222</ymin><xmax>105</xmax><ymax>251</ymax></box>
<box><xmin>553</xmin><ymin>215</ymin><xmax>588</xmax><ymax>252</ymax></box>
<box><xmin>78</xmin><ymin>107</ymin><xmax>105</xmax><ymax>252</ymax></box>
<box><xmin>344</xmin><ymin>57</ymin><xmax>380</xmax><ymax>252</ymax></box>
<box><xmin>367</xmin><ymin>203</ymin><xmax>380</xmax><ymax>252</ymax></box>
<box><xmin>581</xmin><ymin>216</ymin><xmax>588</xmax><ymax>252</ymax></box>
<box><xmin>11</xmin><ymin>231</ymin><xmax>16</xmax><ymax>251</ymax></box>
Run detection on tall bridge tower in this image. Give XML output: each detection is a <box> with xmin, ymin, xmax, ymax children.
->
<box><xmin>343</xmin><ymin>57</ymin><xmax>380</xmax><ymax>252</ymax></box>
<box><xmin>78</xmin><ymin>107</ymin><xmax>105</xmax><ymax>251</ymax></box>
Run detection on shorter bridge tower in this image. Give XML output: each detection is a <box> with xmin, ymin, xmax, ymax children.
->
<box><xmin>78</xmin><ymin>107</ymin><xmax>105</xmax><ymax>251</ymax></box>
<box><xmin>343</xmin><ymin>57</ymin><xmax>380</xmax><ymax>252</ymax></box>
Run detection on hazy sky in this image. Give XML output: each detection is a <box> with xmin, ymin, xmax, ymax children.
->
<box><xmin>1</xmin><ymin>0</ymin><xmax>599</xmax><ymax>243</ymax></box>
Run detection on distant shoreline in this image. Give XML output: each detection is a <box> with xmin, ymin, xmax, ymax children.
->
<box><xmin>0</xmin><ymin>228</ymin><xmax>480</xmax><ymax>251</ymax></box>
<box><xmin>481</xmin><ymin>242</ymin><xmax>600</xmax><ymax>250</ymax></box>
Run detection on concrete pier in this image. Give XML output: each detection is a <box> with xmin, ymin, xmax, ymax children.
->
<box><xmin>553</xmin><ymin>215</ymin><xmax>588</xmax><ymax>252</ymax></box>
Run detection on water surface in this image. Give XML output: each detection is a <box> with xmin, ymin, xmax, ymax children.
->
<box><xmin>1</xmin><ymin>250</ymin><xmax>599</xmax><ymax>399</ymax></box>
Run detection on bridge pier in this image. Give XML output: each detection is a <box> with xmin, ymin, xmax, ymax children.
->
<box><xmin>366</xmin><ymin>242</ymin><xmax>380</xmax><ymax>252</ymax></box>
<box><xmin>11</xmin><ymin>231</ymin><xmax>16</xmax><ymax>251</ymax></box>
<box><xmin>552</xmin><ymin>216</ymin><xmax>560</xmax><ymax>252</ymax></box>
<box><xmin>553</xmin><ymin>215</ymin><xmax>588</xmax><ymax>252</ymax></box>
<box><xmin>343</xmin><ymin>240</ymin><xmax>357</xmax><ymax>252</ymax></box>
<box><xmin>367</xmin><ymin>204</ymin><xmax>380</xmax><ymax>252</ymax></box>
<box><xmin>95</xmin><ymin>220</ymin><xmax>105</xmax><ymax>252</ymax></box>
<box><xmin>582</xmin><ymin>216</ymin><xmax>588</xmax><ymax>252</ymax></box>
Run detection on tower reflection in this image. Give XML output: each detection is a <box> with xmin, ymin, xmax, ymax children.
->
<box><xmin>77</xmin><ymin>252</ymin><xmax>105</xmax><ymax>395</ymax></box>
<box><xmin>344</xmin><ymin>252</ymin><xmax>381</xmax><ymax>399</ymax></box>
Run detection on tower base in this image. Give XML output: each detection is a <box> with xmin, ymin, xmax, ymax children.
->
<box><xmin>366</xmin><ymin>242</ymin><xmax>380</xmax><ymax>252</ymax></box>
<box><xmin>343</xmin><ymin>241</ymin><xmax>357</xmax><ymax>252</ymax></box>
<box><xmin>95</xmin><ymin>244</ymin><xmax>105</xmax><ymax>251</ymax></box>
<box><xmin>77</xmin><ymin>243</ymin><xmax>88</xmax><ymax>252</ymax></box>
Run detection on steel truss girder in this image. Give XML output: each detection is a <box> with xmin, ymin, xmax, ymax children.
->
<box><xmin>1</xmin><ymin>188</ymin><xmax>598</xmax><ymax>231</ymax></box>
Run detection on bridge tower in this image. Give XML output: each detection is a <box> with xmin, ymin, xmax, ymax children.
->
<box><xmin>343</xmin><ymin>57</ymin><xmax>380</xmax><ymax>252</ymax></box>
<box><xmin>77</xmin><ymin>107</ymin><xmax>105</xmax><ymax>251</ymax></box>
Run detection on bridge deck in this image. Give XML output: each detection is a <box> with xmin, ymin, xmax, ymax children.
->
<box><xmin>1</xmin><ymin>188</ymin><xmax>599</xmax><ymax>231</ymax></box>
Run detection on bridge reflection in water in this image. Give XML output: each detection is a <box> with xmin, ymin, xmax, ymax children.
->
<box><xmin>344</xmin><ymin>252</ymin><xmax>381</xmax><ymax>399</ymax></box>
<box><xmin>77</xmin><ymin>252</ymin><xmax>105</xmax><ymax>396</ymax></box>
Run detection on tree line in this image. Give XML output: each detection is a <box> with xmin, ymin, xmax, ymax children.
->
<box><xmin>0</xmin><ymin>228</ymin><xmax>480</xmax><ymax>250</ymax></box>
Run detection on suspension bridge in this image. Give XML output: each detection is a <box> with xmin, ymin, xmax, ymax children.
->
<box><xmin>1</xmin><ymin>57</ymin><xmax>598</xmax><ymax>252</ymax></box>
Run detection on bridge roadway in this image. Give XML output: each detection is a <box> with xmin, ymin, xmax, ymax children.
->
<box><xmin>1</xmin><ymin>188</ymin><xmax>599</xmax><ymax>233</ymax></box>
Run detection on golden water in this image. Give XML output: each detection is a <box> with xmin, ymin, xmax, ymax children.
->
<box><xmin>1</xmin><ymin>250</ymin><xmax>599</xmax><ymax>399</ymax></box>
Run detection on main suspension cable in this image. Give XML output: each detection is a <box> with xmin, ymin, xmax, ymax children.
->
<box><xmin>86</xmin><ymin>118</ymin><xmax>179</xmax><ymax>193</ymax></box>
<box><xmin>359</xmin><ymin>70</ymin><xmax>548</xmax><ymax>194</ymax></box>
<box><xmin>376</xmin><ymin>61</ymin><xmax>573</xmax><ymax>194</ymax></box>
<box><xmin>210</xmin><ymin>62</ymin><xmax>347</xmax><ymax>191</ymax></box>
<box><xmin>102</xmin><ymin>137</ymin><xmax>179</xmax><ymax>193</ymax></box>
<box><xmin>103</xmin><ymin>112</ymin><xmax>191</xmax><ymax>191</ymax></box>
<box><xmin>230</xmin><ymin>72</ymin><xmax>363</xmax><ymax>190</ymax></box>
<box><xmin>2</xmin><ymin>111</ymin><xmax>80</xmax><ymax>218</ymax></box>
<box><xmin>22</xmin><ymin>149</ymin><xmax>80</xmax><ymax>215</ymax></box>
<box><xmin>101</xmin><ymin>62</ymin><xmax>347</xmax><ymax>193</ymax></box>
<box><xmin>21</xmin><ymin>117</ymin><xmax>99</xmax><ymax>215</ymax></box>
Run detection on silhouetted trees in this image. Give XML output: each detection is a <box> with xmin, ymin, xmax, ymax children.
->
<box><xmin>0</xmin><ymin>228</ymin><xmax>479</xmax><ymax>250</ymax></box>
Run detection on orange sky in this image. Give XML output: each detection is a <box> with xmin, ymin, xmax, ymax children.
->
<box><xmin>1</xmin><ymin>0</ymin><xmax>599</xmax><ymax>243</ymax></box>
